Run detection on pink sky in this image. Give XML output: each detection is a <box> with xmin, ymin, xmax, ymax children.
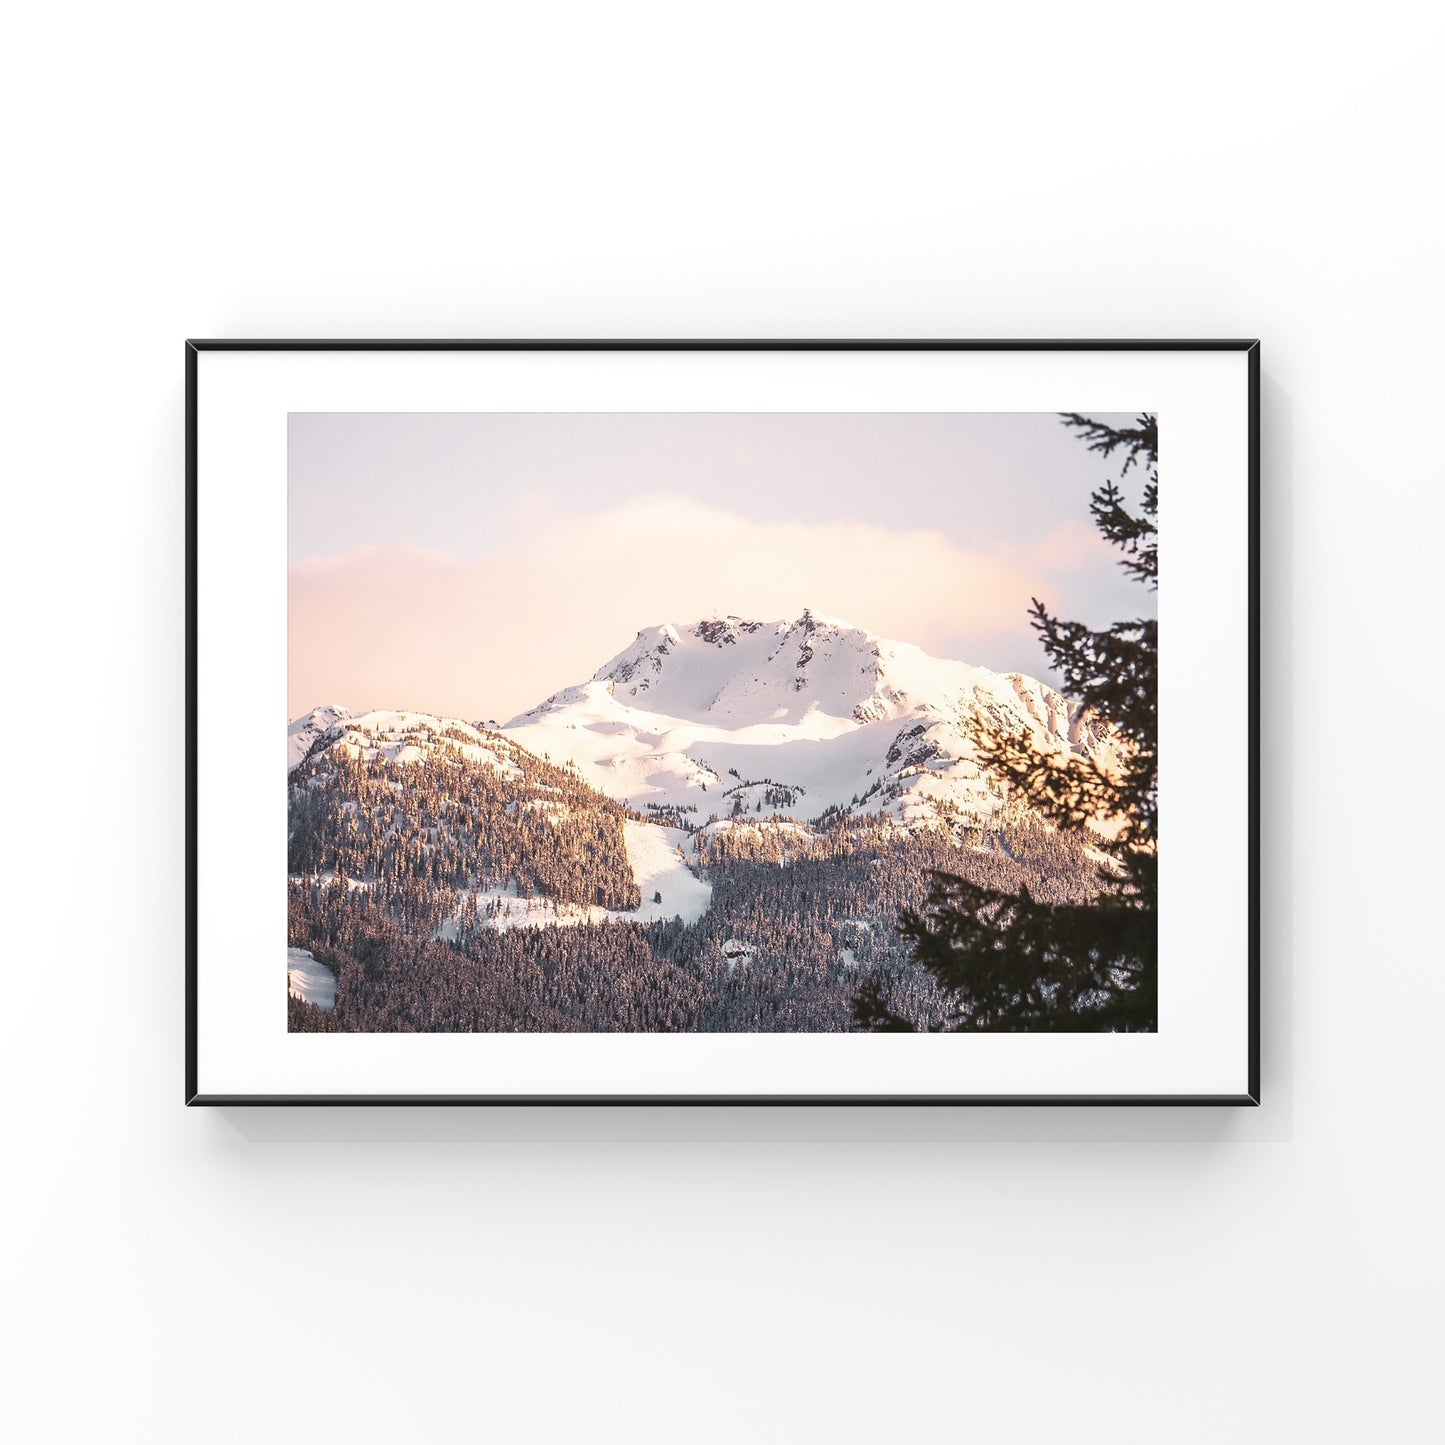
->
<box><xmin>289</xmin><ymin>412</ymin><xmax>1151</xmax><ymax>722</ymax></box>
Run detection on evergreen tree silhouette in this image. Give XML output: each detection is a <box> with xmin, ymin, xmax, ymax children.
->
<box><xmin>855</xmin><ymin>412</ymin><xmax>1158</xmax><ymax>1032</ymax></box>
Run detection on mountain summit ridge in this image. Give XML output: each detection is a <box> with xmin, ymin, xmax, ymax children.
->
<box><xmin>516</xmin><ymin>611</ymin><xmax>979</xmax><ymax>728</ymax></box>
<box><xmin>500</xmin><ymin>613</ymin><xmax>1114</xmax><ymax>832</ymax></box>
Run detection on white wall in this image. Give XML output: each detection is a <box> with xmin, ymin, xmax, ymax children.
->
<box><xmin>6</xmin><ymin>3</ymin><xmax>1440</xmax><ymax>1441</ymax></box>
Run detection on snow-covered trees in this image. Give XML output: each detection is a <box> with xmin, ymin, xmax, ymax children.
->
<box><xmin>289</xmin><ymin>733</ymin><xmax>642</xmax><ymax>935</ymax></box>
<box><xmin>288</xmin><ymin>809</ymin><xmax>1101</xmax><ymax>1034</ymax></box>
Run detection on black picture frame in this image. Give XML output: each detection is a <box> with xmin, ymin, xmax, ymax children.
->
<box><xmin>186</xmin><ymin>338</ymin><xmax>1260</xmax><ymax>1107</ymax></box>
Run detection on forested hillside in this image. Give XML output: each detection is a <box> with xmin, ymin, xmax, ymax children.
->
<box><xmin>289</xmin><ymin>742</ymin><xmax>1102</xmax><ymax>1034</ymax></box>
<box><xmin>289</xmin><ymin>715</ymin><xmax>640</xmax><ymax>943</ymax></box>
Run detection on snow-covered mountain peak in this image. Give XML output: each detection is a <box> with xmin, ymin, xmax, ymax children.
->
<box><xmin>517</xmin><ymin>611</ymin><xmax>963</xmax><ymax>732</ymax></box>
<box><xmin>501</xmin><ymin>614</ymin><xmax>1116</xmax><ymax>834</ymax></box>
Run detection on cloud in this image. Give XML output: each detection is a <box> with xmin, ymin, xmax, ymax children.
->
<box><xmin>289</xmin><ymin>492</ymin><xmax>1118</xmax><ymax>721</ymax></box>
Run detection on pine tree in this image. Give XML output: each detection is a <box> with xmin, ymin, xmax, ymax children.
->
<box><xmin>855</xmin><ymin>412</ymin><xmax>1158</xmax><ymax>1032</ymax></box>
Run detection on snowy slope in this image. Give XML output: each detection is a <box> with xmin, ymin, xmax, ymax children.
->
<box><xmin>288</xmin><ymin>707</ymin><xmax>528</xmax><ymax>775</ymax></box>
<box><xmin>287</xmin><ymin>948</ymin><xmax>336</xmax><ymax>1010</ymax></box>
<box><xmin>620</xmin><ymin>821</ymin><xmax>712</xmax><ymax>923</ymax></box>
<box><xmin>502</xmin><ymin>611</ymin><xmax>1115</xmax><ymax>832</ymax></box>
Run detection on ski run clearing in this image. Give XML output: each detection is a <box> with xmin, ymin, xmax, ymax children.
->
<box><xmin>620</xmin><ymin>821</ymin><xmax>712</xmax><ymax>924</ymax></box>
<box><xmin>428</xmin><ymin>821</ymin><xmax>713</xmax><ymax>937</ymax></box>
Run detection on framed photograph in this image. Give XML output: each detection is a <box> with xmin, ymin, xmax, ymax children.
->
<box><xmin>187</xmin><ymin>339</ymin><xmax>1259</xmax><ymax>1105</ymax></box>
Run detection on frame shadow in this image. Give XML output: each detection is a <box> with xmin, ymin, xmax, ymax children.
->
<box><xmin>205</xmin><ymin>356</ymin><xmax>1294</xmax><ymax>1145</ymax></box>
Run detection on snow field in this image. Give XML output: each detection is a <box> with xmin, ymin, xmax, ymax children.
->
<box><xmin>287</xmin><ymin>948</ymin><xmax>336</xmax><ymax>1010</ymax></box>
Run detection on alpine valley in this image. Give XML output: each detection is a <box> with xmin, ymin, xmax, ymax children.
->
<box><xmin>287</xmin><ymin>612</ymin><xmax>1116</xmax><ymax>1033</ymax></box>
